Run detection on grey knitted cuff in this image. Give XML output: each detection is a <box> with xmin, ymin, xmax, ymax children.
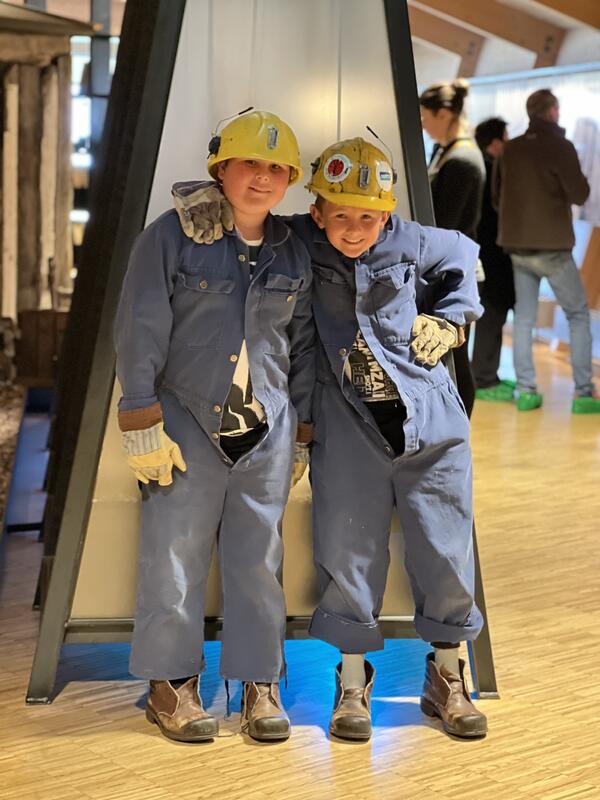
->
<box><xmin>122</xmin><ymin>422</ymin><xmax>162</xmax><ymax>456</ymax></box>
<box><xmin>295</xmin><ymin>442</ymin><xmax>310</xmax><ymax>465</ymax></box>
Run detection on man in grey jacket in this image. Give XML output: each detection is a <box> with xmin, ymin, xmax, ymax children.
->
<box><xmin>495</xmin><ymin>88</ymin><xmax>599</xmax><ymax>413</ymax></box>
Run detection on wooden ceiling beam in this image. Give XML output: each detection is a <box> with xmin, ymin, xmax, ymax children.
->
<box><xmin>412</xmin><ymin>0</ymin><xmax>566</xmax><ymax>67</ymax></box>
<box><xmin>533</xmin><ymin>0</ymin><xmax>600</xmax><ymax>30</ymax></box>
<box><xmin>407</xmin><ymin>4</ymin><xmax>484</xmax><ymax>77</ymax></box>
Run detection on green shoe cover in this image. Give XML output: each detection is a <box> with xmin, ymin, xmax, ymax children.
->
<box><xmin>572</xmin><ymin>396</ymin><xmax>600</xmax><ymax>414</ymax></box>
<box><xmin>500</xmin><ymin>379</ymin><xmax>517</xmax><ymax>390</ymax></box>
<box><xmin>476</xmin><ymin>383</ymin><xmax>514</xmax><ymax>402</ymax></box>
<box><xmin>517</xmin><ymin>392</ymin><xmax>543</xmax><ymax>411</ymax></box>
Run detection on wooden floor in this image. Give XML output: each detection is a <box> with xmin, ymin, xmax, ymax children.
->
<box><xmin>1</xmin><ymin>342</ymin><xmax>599</xmax><ymax>800</ymax></box>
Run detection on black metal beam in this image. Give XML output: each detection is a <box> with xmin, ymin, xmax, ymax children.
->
<box><xmin>383</xmin><ymin>0</ymin><xmax>497</xmax><ymax>698</ymax></box>
<box><xmin>383</xmin><ymin>0</ymin><xmax>435</xmax><ymax>226</ymax></box>
<box><xmin>90</xmin><ymin>0</ymin><xmax>111</xmax><ymax>155</ymax></box>
<box><xmin>27</xmin><ymin>0</ymin><xmax>187</xmax><ymax>705</ymax></box>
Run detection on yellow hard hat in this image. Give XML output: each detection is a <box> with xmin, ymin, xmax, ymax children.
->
<box><xmin>306</xmin><ymin>137</ymin><xmax>397</xmax><ymax>211</ymax></box>
<box><xmin>207</xmin><ymin>110</ymin><xmax>303</xmax><ymax>185</ymax></box>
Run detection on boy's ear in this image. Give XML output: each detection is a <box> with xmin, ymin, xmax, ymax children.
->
<box><xmin>217</xmin><ymin>162</ymin><xmax>227</xmax><ymax>181</ymax></box>
<box><xmin>381</xmin><ymin>211</ymin><xmax>391</xmax><ymax>227</ymax></box>
<box><xmin>309</xmin><ymin>203</ymin><xmax>325</xmax><ymax>229</ymax></box>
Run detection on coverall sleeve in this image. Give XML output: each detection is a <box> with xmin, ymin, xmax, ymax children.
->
<box><xmin>114</xmin><ymin>216</ymin><xmax>179</xmax><ymax>417</ymax></box>
<box><xmin>555</xmin><ymin>141</ymin><xmax>590</xmax><ymax>206</ymax></box>
<box><xmin>286</xmin><ymin>249</ymin><xmax>316</xmax><ymax>440</ymax></box>
<box><xmin>418</xmin><ymin>225</ymin><xmax>483</xmax><ymax>326</ymax></box>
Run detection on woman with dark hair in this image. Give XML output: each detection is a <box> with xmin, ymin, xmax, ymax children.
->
<box><xmin>419</xmin><ymin>79</ymin><xmax>485</xmax><ymax>417</ymax></box>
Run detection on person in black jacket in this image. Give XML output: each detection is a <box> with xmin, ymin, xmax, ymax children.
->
<box><xmin>420</xmin><ymin>80</ymin><xmax>485</xmax><ymax>417</ymax></box>
<box><xmin>472</xmin><ymin>117</ymin><xmax>516</xmax><ymax>401</ymax></box>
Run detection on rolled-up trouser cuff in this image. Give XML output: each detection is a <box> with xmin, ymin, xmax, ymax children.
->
<box><xmin>308</xmin><ymin>606</ymin><xmax>384</xmax><ymax>653</ymax></box>
<box><xmin>415</xmin><ymin>606</ymin><xmax>484</xmax><ymax>644</ymax></box>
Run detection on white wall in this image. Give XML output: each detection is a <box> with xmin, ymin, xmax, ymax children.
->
<box><xmin>412</xmin><ymin>39</ymin><xmax>460</xmax><ymax>88</ymax></box>
<box><xmin>557</xmin><ymin>29</ymin><xmax>600</xmax><ymax>67</ymax></box>
<box><xmin>147</xmin><ymin>0</ymin><xmax>414</xmax><ymax>225</ymax></box>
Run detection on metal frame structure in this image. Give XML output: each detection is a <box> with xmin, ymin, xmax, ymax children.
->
<box><xmin>27</xmin><ymin>0</ymin><xmax>498</xmax><ymax>704</ymax></box>
<box><xmin>27</xmin><ymin>0</ymin><xmax>187</xmax><ymax>703</ymax></box>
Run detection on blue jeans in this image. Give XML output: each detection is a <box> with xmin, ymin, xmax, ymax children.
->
<box><xmin>511</xmin><ymin>251</ymin><xmax>593</xmax><ymax>396</ymax></box>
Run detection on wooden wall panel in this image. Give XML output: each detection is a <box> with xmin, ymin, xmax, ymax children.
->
<box><xmin>581</xmin><ymin>227</ymin><xmax>600</xmax><ymax>310</ymax></box>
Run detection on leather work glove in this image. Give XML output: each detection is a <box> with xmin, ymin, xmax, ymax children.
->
<box><xmin>122</xmin><ymin>421</ymin><xmax>187</xmax><ymax>487</ymax></box>
<box><xmin>411</xmin><ymin>314</ymin><xmax>463</xmax><ymax>367</ymax></box>
<box><xmin>172</xmin><ymin>180</ymin><xmax>234</xmax><ymax>244</ymax></box>
<box><xmin>290</xmin><ymin>442</ymin><xmax>310</xmax><ymax>489</ymax></box>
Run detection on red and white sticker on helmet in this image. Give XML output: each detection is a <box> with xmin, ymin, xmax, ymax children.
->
<box><xmin>376</xmin><ymin>161</ymin><xmax>393</xmax><ymax>191</ymax></box>
<box><xmin>323</xmin><ymin>154</ymin><xmax>353</xmax><ymax>183</ymax></box>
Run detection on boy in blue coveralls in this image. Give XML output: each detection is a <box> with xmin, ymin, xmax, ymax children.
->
<box><xmin>114</xmin><ymin>111</ymin><xmax>315</xmax><ymax>743</ymax></box>
<box><xmin>172</xmin><ymin>136</ymin><xmax>487</xmax><ymax>741</ymax></box>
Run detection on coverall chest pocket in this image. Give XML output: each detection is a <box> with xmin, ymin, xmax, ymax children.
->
<box><xmin>313</xmin><ymin>266</ymin><xmax>354</xmax><ymax>342</ymax></box>
<box><xmin>259</xmin><ymin>273</ymin><xmax>302</xmax><ymax>343</ymax></box>
<box><xmin>171</xmin><ymin>269</ymin><xmax>235</xmax><ymax>348</ymax></box>
<box><xmin>367</xmin><ymin>262</ymin><xmax>417</xmax><ymax>346</ymax></box>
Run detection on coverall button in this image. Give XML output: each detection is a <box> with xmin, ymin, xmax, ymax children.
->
<box><xmin>213</xmin><ymin>404</ymin><xmax>222</xmax><ymax>413</ymax></box>
<box><xmin>238</xmin><ymin>254</ymin><xmax>246</xmax><ymax>262</ymax></box>
<box><xmin>229</xmin><ymin>354</ymin><xmax>238</xmax><ymax>363</ymax></box>
<box><xmin>286</xmin><ymin>295</ymin><xmax>293</xmax><ymax>302</ymax></box>
<box><xmin>385</xmin><ymin>446</ymin><xmax>392</xmax><ymax>453</ymax></box>
<box><xmin>339</xmin><ymin>348</ymin><xmax>347</xmax><ymax>356</ymax></box>
<box><xmin>199</xmin><ymin>280</ymin><xmax>208</xmax><ymax>289</ymax></box>
<box><xmin>211</xmin><ymin>432</ymin><xmax>219</xmax><ymax>440</ymax></box>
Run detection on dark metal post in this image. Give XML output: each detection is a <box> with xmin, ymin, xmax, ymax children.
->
<box><xmin>27</xmin><ymin>0</ymin><xmax>187</xmax><ymax>704</ymax></box>
<box><xmin>383</xmin><ymin>0</ymin><xmax>498</xmax><ymax>698</ymax></box>
<box><xmin>383</xmin><ymin>0</ymin><xmax>435</xmax><ymax>226</ymax></box>
<box><xmin>90</xmin><ymin>0</ymin><xmax>112</xmax><ymax>156</ymax></box>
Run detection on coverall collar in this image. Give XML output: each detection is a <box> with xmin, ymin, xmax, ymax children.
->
<box><xmin>223</xmin><ymin>212</ymin><xmax>291</xmax><ymax>248</ymax></box>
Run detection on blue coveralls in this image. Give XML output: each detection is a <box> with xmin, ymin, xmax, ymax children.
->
<box><xmin>114</xmin><ymin>210</ymin><xmax>314</xmax><ymax>682</ymax></box>
<box><xmin>287</xmin><ymin>213</ymin><xmax>484</xmax><ymax>652</ymax></box>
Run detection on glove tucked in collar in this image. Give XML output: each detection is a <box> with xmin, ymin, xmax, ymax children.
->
<box><xmin>172</xmin><ymin>180</ymin><xmax>234</xmax><ymax>245</ymax></box>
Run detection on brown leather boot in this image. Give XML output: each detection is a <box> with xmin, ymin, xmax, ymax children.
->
<box><xmin>420</xmin><ymin>652</ymin><xmax>487</xmax><ymax>738</ymax></box>
<box><xmin>240</xmin><ymin>682</ymin><xmax>290</xmax><ymax>741</ymax></box>
<box><xmin>146</xmin><ymin>677</ymin><xmax>218</xmax><ymax>742</ymax></box>
<box><xmin>329</xmin><ymin>661</ymin><xmax>375</xmax><ymax>741</ymax></box>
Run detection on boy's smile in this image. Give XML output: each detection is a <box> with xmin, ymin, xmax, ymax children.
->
<box><xmin>310</xmin><ymin>199</ymin><xmax>390</xmax><ymax>258</ymax></box>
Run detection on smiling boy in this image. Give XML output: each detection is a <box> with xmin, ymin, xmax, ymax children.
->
<box><xmin>115</xmin><ymin>111</ymin><xmax>315</xmax><ymax>743</ymax></box>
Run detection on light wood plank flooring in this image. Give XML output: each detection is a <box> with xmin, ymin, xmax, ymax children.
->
<box><xmin>1</xmin><ymin>342</ymin><xmax>599</xmax><ymax>800</ymax></box>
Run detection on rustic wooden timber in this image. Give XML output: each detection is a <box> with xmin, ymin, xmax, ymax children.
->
<box><xmin>17</xmin><ymin>64</ymin><xmax>42</xmax><ymax>311</ymax></box>
<box><xmin>2</xmin><ymin>66</ymin><xmax>19</xmax><ymax>321</ymax></box>
<box><xmin>0</xmin><ymin>33</ymin><xmax>69</xmax><ymax>66</ymax></box>
<box><xmin>581</xmin><ymin>227</ymin><xmax>600</xmax><ymax>310</ymax></box>
<box><xmin>413</xmin><ymin>0</ymin><xmax>566</xmax><ymax>67</ymax></box>
<box><xmin>39</xmin><ymin>63</ymin><xmax>58</xmax><ymax>310</ymax></box>
<box><xmin>54</xmin><ymin>54</ymin><xmax>73</xmax><ymax>307</ymax></box>
<box><xmin>407</xmin><ymin>3</ymin><xmax>484</xmax><ymax>77</ymax></box>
